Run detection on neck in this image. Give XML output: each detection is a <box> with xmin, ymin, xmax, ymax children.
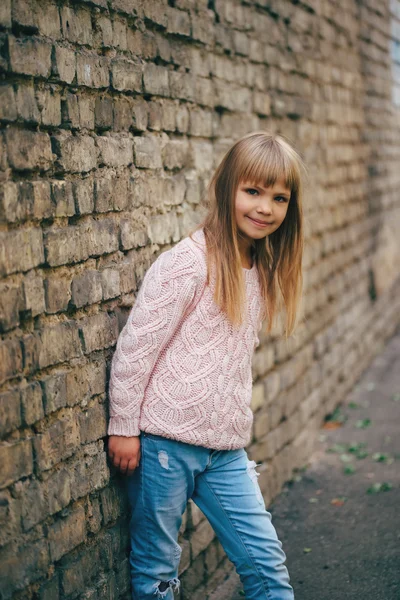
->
<box><xmin>237</xmin><ymin>232</ymin><xmax>254</xmax><ymax>266</ymax></box>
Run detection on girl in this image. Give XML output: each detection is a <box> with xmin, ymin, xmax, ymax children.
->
<box><xmin>107</xmin><ymin>131</ymin><xmax>304</xmax><ymax>600</ymax></box>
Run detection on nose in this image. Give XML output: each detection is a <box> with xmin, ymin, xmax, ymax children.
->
<box><xmin>256</xmin><ymin>198</ymin><xmax>273</xmax><ymax>215</ymax></box>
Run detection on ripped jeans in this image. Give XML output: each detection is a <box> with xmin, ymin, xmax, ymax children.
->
<box><xmin>127</xmin><ymin>432</ymin><xmax>294</xmax><ymax>600</ymax></box>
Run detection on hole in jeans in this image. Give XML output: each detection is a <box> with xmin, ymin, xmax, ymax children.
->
<box><xmin>158</xmin><ymin>450</ymin><xmax>169</xmax><ymax>470</ymax></box>
<box><xmin>153</xmin><ymin>578</ymin><xmax>180</xmax><ymax>597</ymax></box>
<box><xmin>246</xmin><ymin>460</ymin><xmax>264</xmax><ymax>505</ymax></box>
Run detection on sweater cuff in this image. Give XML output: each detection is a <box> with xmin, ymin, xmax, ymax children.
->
<box><xmin>107</xmin><ymin>416</ymin><xmax>140</xmax><ymax>437</ymax></box>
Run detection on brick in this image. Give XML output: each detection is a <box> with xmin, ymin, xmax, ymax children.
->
<box><xmin>53</xmin><ymin>46</ymin><xmax>76</xmax><ymax>84</ymax></box>
<box><xmin>96</xmin><ymin>14</ymin><xmax>113</xmax><ymax>47</ymax></box>
<box><xmin>45</xmin><ymin>218</ymin><xmax>119</xmax><ymax>267</ymax></box>
<box><xmin>0</xmin><ymin>538</ymin><xmax>49</xmax><ymax>596</ymax></box>
<box><xmin>94</xmin><ymin>171</ymin><xmax>129</xmax><ymax>212</ymax></box>
<box><xmin>71</xmin><ymin>270</ymin><xmax>102</xmax><ymax>308</ymax></box>
<box><xmin>65</xmin><ymin>360</ymin><xmax>106</xmax><ymax>407</ymax></box>
<box><xmin>23</xmin><ymin>271</ymin><xmax>45</xmax><ymax>316</ymax></box>
<box><xmin>21</xmin><ymin>381</ymin><xmax>44</xmax><ymax>425</ymax></box>
<box><xmin>44</xmin><ymin>275</ymin><xmax>71</xmax><ymax>313</ymax></box>
<box><xmin>51</xmin><ymin>180</ymin><xmax>75</xmax><ymax>217</ymax></box>
<box><xmin>0</xmin><ymin>282</ymin><xmax>23</xmax><ymax>331</ymax></box>
<box><xmin>78</xmin><ymin>402</ymin><xmax>107</xmax><ymax>444</ymax></box>
<box><xmin>0</xmin><ymin>388</ymin><xmax>22</xmax><ymax>437</ymax></box>
<box><xmin>60</xmin><ymin>6</ymin><xmax>92</xmax><ymax>45</ymax></box>
<box><xmin>20</xmin><ymin>477</ymin><xmax>48</xmax><ymax>531</ymax></box>
<box><xmin>70</xmin><ymin>451</ymin><xmax>109</xmax><ymax>500</ymax></box>
<box><xmin>16</xmin><ymin>82</ymin><xmax>40</xmax><ymax>123</ymax></box>
<box><xmin>250</xmin><ymin>382</ymin><xmax>265</xmax><ymax>412</ymax></box>
<box><xmin>35</xmin><ymin>0</ymin><xmax>61</xmax><ymax>39</ymax></box>
<box><xmin>191</xmin><ymin>518</ymin><xmax>215</xmax><ymax>559</ymax></box>
<box><xmin>0</xmin><ymin>489</ymin><xmax>21</xmax><ymax>548</ymax></box>
<box><xmin>9</xmin><ymin>35</ymin><xmax>52</xmax><ymax>77</ymax></box>
<box><xmin>169</xmin><ymin>71</ymin><xmax>196</xmax><ymax>102</ymax></box>
<box><xmin>0</xmin><ymin>439</ymin><xmax>33</xmax><ymax>489</ymax></box>
<box><xmin>41</xmin><ymin>372</ymin><xmax>67</xmax><ymax>414</ymax></box>
<box><xmin>76</xmin><ymin>52</ymin><xmax>109</xmax><ymax>88</ymax></box>
<box><xmin>53</xmin><ymin>132</ymin><xmax>98</xmax><ymax>173</ymax></box>
<box><xmin>96</xmin><ymin>136</ymin><xmax>133</xmax><ymax>167</ymax></box>
<box><xmin>0</xmin><ymin>0</ymin><xmax>11</xmax><ymax>28</ymax></box>
<box><xmin>148</xmin><ymin>212</ymin><xmax>180</xmax><ymax>245</ymax></box>
<box><xmin>162</xmin><ymin>139</ymin><xmax>190</xmax><ymax>170</ymax></box>
<box><xmin>21</xmin><ymin>333</ymin><xmax>41</xmax><ymax>376</ymax></box>
<box><xmin>143</xmin><ymin>63</ymin><xmax>170</xmax><ymax>96</ymax></box>
<box><xmin>33</xmin><ymin>410</ymin><xmax>80</xmax><ymax>471</ymax></box>
<box><xmin>6</xmin><ymin>127</ymin><xmax>53</xmax><ymax>171</ymax></box>
<box><xmin>79</xmin><ymin>312</ymin><xmax>118</xmax><ymax>354</ymax></box>
<box><xmin>101</xmin><ymin>268</ymin><xmax>120</xmax><ymax>300</ymax></box>
<box><xmin>100</xmin><ymin>486</ymin><xmax>125</xmax><ymax>525</ymax></box>
<box><xmin>0</xmin><ymin>338</ymin><xmax>23</xmax><ymax>385</ymax></box>
<box><xmin>167</xmin><ymin>7</ymin><xmax>191</xmax><ymax>36</ymax></box>
<box><xmin>48</xmin><ymin>505</ymin><xmax>86</xmax><ymax>561</ymax></box>
<box><xmin>36</xmin><ymin>87</ymin><xmax>62</xmax><ymax>126</ymax></box>
<box><xmin>111</xmin><ymin>59</ymin><xmax>142</xmax><ymax>92</ymax></box>
<box><xmin>95</xmin><ymin>96</ymin><xmax>113</xmax><ymax>129</ymax></box>
<box><xmin>38</xmin><ymin>322</ymin><xmax>82</xmax><ymax>369</ymax></box>
<box><xmin>72</xmin><ymin>178</ymin><xmax>95</xmax><ymax>215</ymax></box>
<box><xmin>133</xmin><ymin>135</ymin><xmax>162</xmax><ymax>168</ymax></box>
<box><xmin>46</xmin><ymin>467</ymin><xmax>71</xmax><ymax>514</ymax></box>
<box><xmin>39</xmin><ymin>576</ymin><xmax>60</xmax><ymax>600</ymax></box>
<box><xmin>0</xmin><ymin>85</ymin><xmax>17</xmax><ymax>121</ymax></box>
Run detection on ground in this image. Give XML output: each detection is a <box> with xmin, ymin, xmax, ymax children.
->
<box><xmin>211</xmin><ymin>326</ymin><xmax>400</xmax><ymax>600</ymax></box>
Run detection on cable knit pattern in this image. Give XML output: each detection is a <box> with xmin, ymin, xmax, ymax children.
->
<box><xmin>108</xmin><ymin>228</ymin><xmax>263</xmax><ymax>450</ymax></box>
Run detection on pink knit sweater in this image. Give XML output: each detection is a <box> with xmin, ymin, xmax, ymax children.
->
<box><xmin>108</xmin><ymin>228</ymin><xmax>264</xmax><ymax>450</ymax></box>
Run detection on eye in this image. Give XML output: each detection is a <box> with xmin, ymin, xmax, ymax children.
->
<box><xmin>275</xmin><ymin>195</ymin><xmax>289</xmax><ymax>203</ymax></box>
<box><xmin>245</xmin><ymin>188</ymin><xmax>259</xmax><ymax>196</ymax></box>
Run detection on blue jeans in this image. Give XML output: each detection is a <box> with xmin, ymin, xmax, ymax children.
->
<box><xmin>127</xmin><ymin>432</ymin><xmax>294</xmax><ymax>600</ymax></box>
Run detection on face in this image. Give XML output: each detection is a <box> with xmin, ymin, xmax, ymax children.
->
<box><xmin>234</xmin><ymin>177</ymin><xmax>291</xmax><ymax>244</ymax></box>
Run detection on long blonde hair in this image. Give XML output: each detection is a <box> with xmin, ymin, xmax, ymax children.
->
<box><xmin>191</xmin><ymin>131</ymin><xmax>305</xmax><ymax>338</ymax></box>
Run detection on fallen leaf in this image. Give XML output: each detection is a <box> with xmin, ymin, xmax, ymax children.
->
<box><xmin>355</xmin><ymin>418</ymin><xmax>371</xmax><ymax>429</ymax></box>
<box><xmin>331</xmin><ymin>497</ymin><xmax>346</xmax><ymax>506</ymax></box>
<box><xmin>323</xmin><ymin>421</ymin><xmax>342</xmax><ymax>430</ymax></box>
<box><xmin>303</xmin><ymin>547</ymin><xmax>312</xmax><ymax>553</ymax></box>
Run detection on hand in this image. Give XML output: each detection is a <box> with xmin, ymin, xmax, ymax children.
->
<box><xmin>108</xmin><ymin>435</ymin><xmax>141</xmax><ymax>476</ymax></box>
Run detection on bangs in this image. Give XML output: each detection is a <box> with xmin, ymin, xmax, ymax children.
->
<box><xmin>237</xmin><ymin>138</ymin><xmax>300</xmax><ymax>193</ymax></box>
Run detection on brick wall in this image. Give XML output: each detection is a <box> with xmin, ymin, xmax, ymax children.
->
<box><xmin>1</xmin><ymin>0</ymin><xmax>400</xmax><ymax>598</ymax></box>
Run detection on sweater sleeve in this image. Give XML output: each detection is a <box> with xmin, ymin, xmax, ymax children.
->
<box><xmin>107</xmin><ymin>243</ymin><xmax>201</xmax><ymax>437</ymax></box>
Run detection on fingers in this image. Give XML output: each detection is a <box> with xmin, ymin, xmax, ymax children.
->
<box><xmin>110</xmin><ymin>452</ymin><xmax>140</xmax><ymax>475</ymax></box>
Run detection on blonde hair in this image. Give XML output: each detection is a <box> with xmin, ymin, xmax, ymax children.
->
<box><xmin>190</xmin><ymin>131</ymin><xmax>305</xmax><ymax>339</ymax></box>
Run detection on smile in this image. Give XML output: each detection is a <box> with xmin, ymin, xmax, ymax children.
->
<box><xmin>247</xmin><ymin>216</ymin><xmax>273</xmax><ymax>227</ymax></box>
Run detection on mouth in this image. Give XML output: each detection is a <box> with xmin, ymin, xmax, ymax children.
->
<box><xmin>247</xmin><ymin>216</ymin><xmax>274</xmax><ymax>227</ymax></box>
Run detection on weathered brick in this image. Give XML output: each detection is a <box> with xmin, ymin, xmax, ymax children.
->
<box><xmin>48</xmin><ymin>504</ymin><xmax>86</xmax><ymax>561</ymax></box>
<box><xmin>95</xmin><ymin>96</ymin><xmax>113</xmax><ymax>129</ymax></box>
<box><xmin>148</xmin><ymin>211</ymin><xmax>180</xmax><ymax>244</ymax></box>
<box><xmin>0</xmin><ymin>489</ymin><xmax>21</xmax><ymax>548</ymax></box>
<box><xmin>44</xmin><ymin>274</ymin><xmax>71</xmax><ymax>313</ymax></box>
<box><xmin>70</xmin><ymin>451</ymin><xmax>109</xmax><ymax>500</ymax></box>
<box><xmin>76</xmin><ymin>52</ymin><xmax>109</xmax><ymax>88</ymax></box>
<box><xmin>78</xmin><ymin>402</ymin><xmax>107</xmax><ymax>444</ymax></box>
<box><xmin>0</xmin><ymin>338</ymin><xmax>23</xmax><ymax>385</ymax></box>
<box><xmin>20</xmin><ymin>477</ymin><xmax>48</xmax><ymax>531</ymax></box>
<box><xmin>9</xmin><ymin>35</ymin><xmax>52</xmax><ymax>77</ymax></box>
<box><xmin>45</xmin><ymin>218</ymin><xmax>119</xmax><ymax>266</ymax></box>
<box><xmin>53</xmin><ymin>132</ymin><xmax>98</xmax><ymax>173</ymax></box>
<box><xmin>0</xmin><ymin>538</ymin><xmax>49</xmax><ymax>596</ymax></box>
<box><xmin>133</xmin><ymin>135</ymin><xmax>162</xmax><ymax>168</ymax></box>
<box><xmin>0</xmin><ymin>85</ymin><xmax>17</xmax><ymax>122</ymax></box>
<box><xmin>162</xmin><ymin>139</ymin><xmax>190</xmax><ymax>170</ymax></box>
<box><xmin>143</xmin><ymin>63</ymin><xmax>170</xmax><ymax>96</ymax></box>
<box><xmin>0</xmin><ymin>388</ymin><xmax>22</xmax><ymax>437</ymax></box>
<box><xmin>0</xmin><ymin>282</ymin><xmax>23</xmax><ymax>332</ymax></box>
<box><xmin>79</xmin><ymin>312</ymin><xmax>118</xmax><ymax>354</ymax></box>
<box><xmin>33</xmin><ymin>410</ymin><xmax>80</xmax><ymax>471</ymax></box>
<box><xmin>36</xmin><ymin>87</ymin><xmax>62</xmax><ymax>126</ymax></box>
<box><xmin>190</xmin><ymin>518</ymin><xmax>215</xmax><ymax>559</ymax></box>
<box><xmin>46</xmin><ymin>467</ymin><xmax>71</xmax><ymax>515</ymax></box>
<box><xmin>23</xmin><ymin>271</ymin><xmax>45</xmax><ymax>316</ymax></box>
<box><xmin>0</xmin><ymin>439</ymin><xmax>33</xmax><ymax>489</ymax></box>
<box><xmin>94</xmin><ymin>171</ymin><xmax>129</xmax><ymax>212</ymax></box>
<box><xmin>71</xmin><ymin>270</ymin><xmax>102</xmax><ymax>308</ymax></box>
<box><xmin>20</xmin><ymin>381</ymin><xmax>44</xmax><ymax>425</ymax></box>
<box><xmin>72</xmin><ymin>178</ymin><xmax>95</xmax><ymax>215</ymax></box>
<box><xmin>96</xmin><ymin>136</ymin><xmax>133</xmax><ymax>167</ymax></box>
<box><xmin>41</xmin><ymin>372</ymin><xmax>67</xmax><ymax>414</ymax></box>
<box><xmin>120</xmin><ymin>218</ymin><xmax>147</xmax><ymax>250</ymax></box>
<box><xmin>111</xmin><ymin>59</ymin><xmax>142</xmax><ymax>92</ymax></box>
<box><xmin>38</xmin><ymin>321</ymin><xmax>82</xmax><ymax>369</ymax></box>
<box><xmin>167</xmin><ymin>6</ymin><xmax>191</xmax><ymax>36</ymax></box>
<box><xmin>6</xmin><ymin>128</ymin><xmax>53</xmax><ymax>171</ymax></box>
<box><xmin>53</xmin><ymin>45</ymin><xmax>76</xmax><ymax>84</ymax></box>
<box><xmin>16</xmin><ymin>82</ymin><xmax>40</xmax><ymax>123</ymax></box>
<box><xmin>60</xmin><ymin>6</ymin><xmax>92</xmax><ymax>45</ymax></box>
<box><xmin>65</xmin><ymin>359</ymin><xmax>106</xmax><ymax>408</ymax></box>
<box><xmin>0</xmin><ymin>0</ymin><xmax>11</xmax><ymax>28</ymax></box>
<box><xmin>21</xmin><ymin>333</ymin><xmax>41</xmax><ymax>376</ymax></box>
<box><xmin>51</xmin><ymin>179</ymin><xmax>75</xmax><ymax>217</ymax></box>
<box><xmin>101</xmin><ymin>268</ymin><xmax>120</xmax><ymax>300</ymax></box>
